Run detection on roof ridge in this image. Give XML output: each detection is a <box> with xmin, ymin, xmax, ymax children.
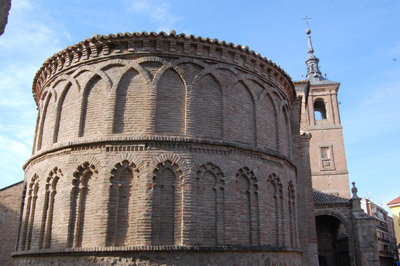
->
<box><xmin>387</xmin><ymin>196</ymin><xmax>400</xmax><ymax>206</ymax></box>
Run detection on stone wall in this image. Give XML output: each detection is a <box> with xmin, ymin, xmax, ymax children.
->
<box><xmin>0</xmin><ymin>181</ymin><xmax>23</xmax><ymax>265</ymax></box>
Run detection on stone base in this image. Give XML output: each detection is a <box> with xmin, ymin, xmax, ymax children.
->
<box><xmin>14</xmin><ymin>248</ymin><xmax>302</xmax><ymax>266</ymax></box>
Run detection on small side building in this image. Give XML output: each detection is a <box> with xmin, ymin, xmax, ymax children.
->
<box><xmin>313</xmin><ymin>184</ymin><xmax>379</xmax><ymax>266</ymax></box>
<box><xmin>387</xmin><ymin>196</ymin><xmax>400</xmax><ymax>262</ymax></box>
<box><xmin>0</xmin><ymin>181</ymin><xmax>24</xmax><ymax>265</ymax></box>
<box><xmin>361</xmin><ymin>198</ymin><xmax>398</xmax><ymax>265</ymax></box>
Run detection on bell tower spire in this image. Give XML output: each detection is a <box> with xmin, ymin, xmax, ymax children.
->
<box><xmin>295</xmin><ymin>18</ymin><xmax>351</xmax><ymax>198</ymax></box>
<box><xmin>305</xmin><ymin>28</ymin><xmax>324</xmax><ymax>81</ymax></box>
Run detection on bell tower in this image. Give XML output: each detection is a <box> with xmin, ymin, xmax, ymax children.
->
<box><xmin>296</xmin><ymin>28</ymin><xmax>351</xmax><ymax>198</ymax></box>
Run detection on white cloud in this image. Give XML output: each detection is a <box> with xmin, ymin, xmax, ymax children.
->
<box><xmin>127</xmin><ymin>0</ymin><xmax>181</xmax><ymax>32</ymax></box>
<box><xmin>11</xmin><ymin>0</ymin><xmax>32</xmax><ymax>11</ymax></box>
<box><xmin>0</xmin><ymin>1</ymin><xmax>68</xmax><ymax>188</ymax></box>
<box><xmin>130</xmin><ymin>0</ymin><xmax>151</xmax><ymax>11</ymax></box>
<box><xmin>0</xmin><ymin>135</ymin><xmax>31</xmax><ymax>186</ymax></box>
<box><xmin>342</xmin><ymin>81</ymin><xmax>400</xmax><ymax>142</ymax></box>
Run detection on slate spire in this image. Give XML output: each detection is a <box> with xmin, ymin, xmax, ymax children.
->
<box><xmin>305</xmin><ymin>28</ymin><xmax>324</xmax><ymax>81</ymax></box>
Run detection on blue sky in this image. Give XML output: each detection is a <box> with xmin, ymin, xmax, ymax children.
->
<box><xmin>0</xmin><ymin>0</ymin><xmax>399</xmax><ymax>211</ymax></box>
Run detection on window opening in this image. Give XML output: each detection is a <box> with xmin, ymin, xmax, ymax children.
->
<box><xmin>314</xmin><ymin>100</ymin><xmax>327</xmax><ymax>121</ymax></box>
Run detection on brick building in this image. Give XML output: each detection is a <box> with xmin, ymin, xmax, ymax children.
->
<box><xmin>361</xmin><ymin>198</ymin><xmax>398</xmax><ymax>265</ymax></box>
<box><xmin>388</xmin><ymin>196</ymin><xmax>400</xmax><ymax>261</ymax></box>
<box><xmin>0</xmin><ymin>29</ymin><xmax>382</xmax><ymax>265</ymax></box>
<box><xmin>295</xmin><ymin>29</ymin><xmax>379</xmax><ymax>266</ymax></box>
<box><xmin>0</xmin><ymin>181</ymin><xmax>23</xmax><ymax>266</ymax></box>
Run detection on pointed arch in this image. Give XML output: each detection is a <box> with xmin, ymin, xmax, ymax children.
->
<box><xmin>32</xmin><ymin>111</ymin><xmax>40</xmax><ymax>154</ymax></box>
<box><xmin>53</xmin><ymin>81</ymin><xmax>70</xmax><ymax>143</ymax></box>
<box><xmin>67</xmin><ymin>162</ymin><xmax>97</xmax><ymax>248</ymax></box>
<box><xmin>152</xmin><ymin>153</ymin><xmax>190</xmax><ymax>181</ymax></box>
<box><xmin>107</xmin><ymin>60</ymin><xmax>152</xmax><ymax>91</ymax></box>
<box><xmin>155</xmin><ymin>68</ymin><xmax>186</xmax><ymax>134</ymax></box>
<box><xmin>175</xmin><ymin>58</ymin><xmax>207</xmax><ymax>71</ymax></box>
<box><xmin>151</xmin><ymin>160</ymin><xmax>183</xmax><ymax>245</ymax></box>
<box><xmin>22</xmin><ymin>174</ymin><xmax>39</xmax><ymax>250</ymax></box>
<box><xmin>53</xmin><ymin>78</ymin><xmax>79</xmax><ymax>143</ymax></box>
<box><xmin>39</xmin><ymin>167</ymin><xmax>61</xmax><ymax>249</ymax></box>
<box><xmin>119</xmin><ymin>56</ymin><xmax>169</xmax><ymax>85</ymax></box>
<box><xmin>152</xmin><ymin>61</ymin><xmax>185</xmax><ymax>86</ymax></box>
<box><xmin>281</xmin><ymin>105</ymin><xmax>292</xmax><ymax>157</ymax></box>
<box><xmin>16</xmin><ymin>182</ymin><xmax>27</xmax><ymax>251</ymax></box>
<box><xmin>112</xmin><ymin>68</ymin><xmax>146</xmax><ymax>134</ymax></box>
<box><xmin>288</xmin><ymin>181</ymin><xmax>297</xmax><ymax>248</ymax></box>
<box><xmin>175</xmin><ymin>60</ymin><xmax>205</xmax><ymax>86</ymax></box>
<box><xmin>192</xmin><ymin>73</ymin><xmax>223</xmax><ymax>139</ymax></box>
<box><xmin>192</xmin><ymin>63</ymin><xmax>238</xmax><ymax>86</ymax></box>
<box><xmin>195</xmin><ymin>163</ymin><xmax>225</xmax><ymax>245</ymax></box>
<box><xmin>78</xmin><ymin>75</ymin><xmax>106</xmax><ymax>137</ymax></box>
<box><xmin>73</xmin><ymin>67</ymin><xmax>112</xmax><ymax>91</ymax></box>
<box><xmin>234</xmin><ymin>167</ymin><xmax>259</xmax><ymax>246</ymax></box>
<box><xmin>105</xmin><ymin>153</ymin><xmax>145</xmax><ymax>173</ymax></box>
<box><xmin>269</xmin><ymin>93</ymin><xmax>279</xmax><ymax>151</ymax></box>
<box><xmin>106</xmin><ymin>160</ymin><xmax>139</xmax><ymax>246</ymax></box>
<box><xmin>259</xmin><ymin>91</ymin><xmax>279</xmax><ymax>151</ymax></box>
<box><xmin>224</xmin><ymin>81</ymin><xmax>256</xmax><ymax>145</ymax></box>
<box><xmin>37</xmin><ymin>93</ymin><xmax>53</xmax><ymax>150</ymax></box>
<box><xmin>267</xmin><ymin>174</ymin><xmax>284</xmax><ymax>247</ymax></box>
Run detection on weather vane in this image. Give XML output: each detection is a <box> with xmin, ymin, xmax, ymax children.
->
<box><xmin>302</xmin><ymin>16</ymin><xmax>312</xmax><ymax>28</ymax></box>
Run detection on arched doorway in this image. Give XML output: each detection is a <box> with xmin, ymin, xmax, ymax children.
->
<box><xmin>316</xmin><ymin>215</ymin><xmax>350</xmax><ymax>266</ymax></box>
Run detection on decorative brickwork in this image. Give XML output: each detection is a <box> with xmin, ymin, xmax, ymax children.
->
<box><xmin>13</xmin><ymin>31</ymin><xmax>315</xmax><ymax>265</ymax></box>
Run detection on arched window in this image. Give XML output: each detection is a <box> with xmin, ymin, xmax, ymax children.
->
<box><xmin>288</xmin><ymin>181</ymin><xmax>298</xmax><ymax>248</ymax></box>
<box><xmin>314</xmin><ymin>100</ymin><xmax>327</xmax><ymax>121</ymax></box>
<box><xmin>68</xmin><ymin>162</ymin><xmax>95</xmax><ymax>248</ymax></box>
<box><xmin>22</xmin><ymin>175</ymin><xmax>39</xmax><ymax>250</ymax></box>
<box><xmin>39</xmin><ymin>168</ymin><xmax>60</xmax><ymax>249</ymax></box>
<box><xmin>234</xmin><ymin>167</ymin><xmax>259</xmax><ymax>246</ymax></box>
<box><xmin>106</xmin><ymin>160</ymin><xmax>138</xmax><ymax>246</ymax></box>
<box><xmin>267</xmin><ymin>174</ymin><xmax>283</xmax><ymax>247</ymax></box>
<box><xmin>151</xmin><ymin>160</ymin><xmax>182</xmax><ymax>245</ymax></box>
<box><xmin>195</xmin><ymin>163</ymin><xmax>224</xmax><ymax>245</ymax></box>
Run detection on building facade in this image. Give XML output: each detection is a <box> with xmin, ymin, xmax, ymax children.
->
<box><xmin>12</xmin><ymin>31</ymin><xmax>318</xmax><ymax>265</ymax></box>
<box><xmin>361</xmin><ymin>198</ymin><xmax>398</xmax><ymax>265</ymax></box>
<box><xmin>387</xmin><ymin>196</ymin><xmax>400</xmax><ymax>261</ymax></box>
<box><xmin>0</xmin><ymin>29</ymin><xmax>385</xmax><ymax>265</ymax></box>
<box><xmin>0</xmin><ymin>181</ymin><xmax>23</xmax><ymax>266</ymax></box>
<box><xmin>295</xmin><ymin>29</ymin><xmax>379</xmax><ymax>266</ymax></box>
<box><xmin>295</xmin><ymin>29</ymin><xmax>350</xmax><ymax>199</ymax></box>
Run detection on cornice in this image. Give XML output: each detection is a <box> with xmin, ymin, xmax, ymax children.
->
<box><xmin>12</xmin><ymin>245</ymin><xmax>302</xmax><ymax>257</ymax></box>
<box><xmin>293</xmin><ymin>80</ymin><xmax>309</xmax><ymax>84</ymax></box>
<box><xmin>23</xmin><ymin>135</ymin><xmax>296</xmax><ymax>172</ymax></box>
<box><xmin>32</xmin><ymin>31</ymin><xmax>295</xmax><ymax>105</ymax></box>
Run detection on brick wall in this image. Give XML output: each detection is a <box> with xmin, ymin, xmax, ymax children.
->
<box><xmin>0</xmin><ymin>181</ymin><xmax>23</xmax><ymax>265</ymax></box>
<box><xmin>13</xmin><ymin>32</ymin><xmax>314</xmax><ymax>265</ymax></box>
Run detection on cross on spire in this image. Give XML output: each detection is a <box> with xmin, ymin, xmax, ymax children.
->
<box><xmin>301</xmin><ymin>16</ymin><xmax>325</xmax><ymax>81</ymax></box>
<box><xmin>302</xmin><ymin>16</ymin><xmax>312</xmax><ymax>28</ymax></box>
